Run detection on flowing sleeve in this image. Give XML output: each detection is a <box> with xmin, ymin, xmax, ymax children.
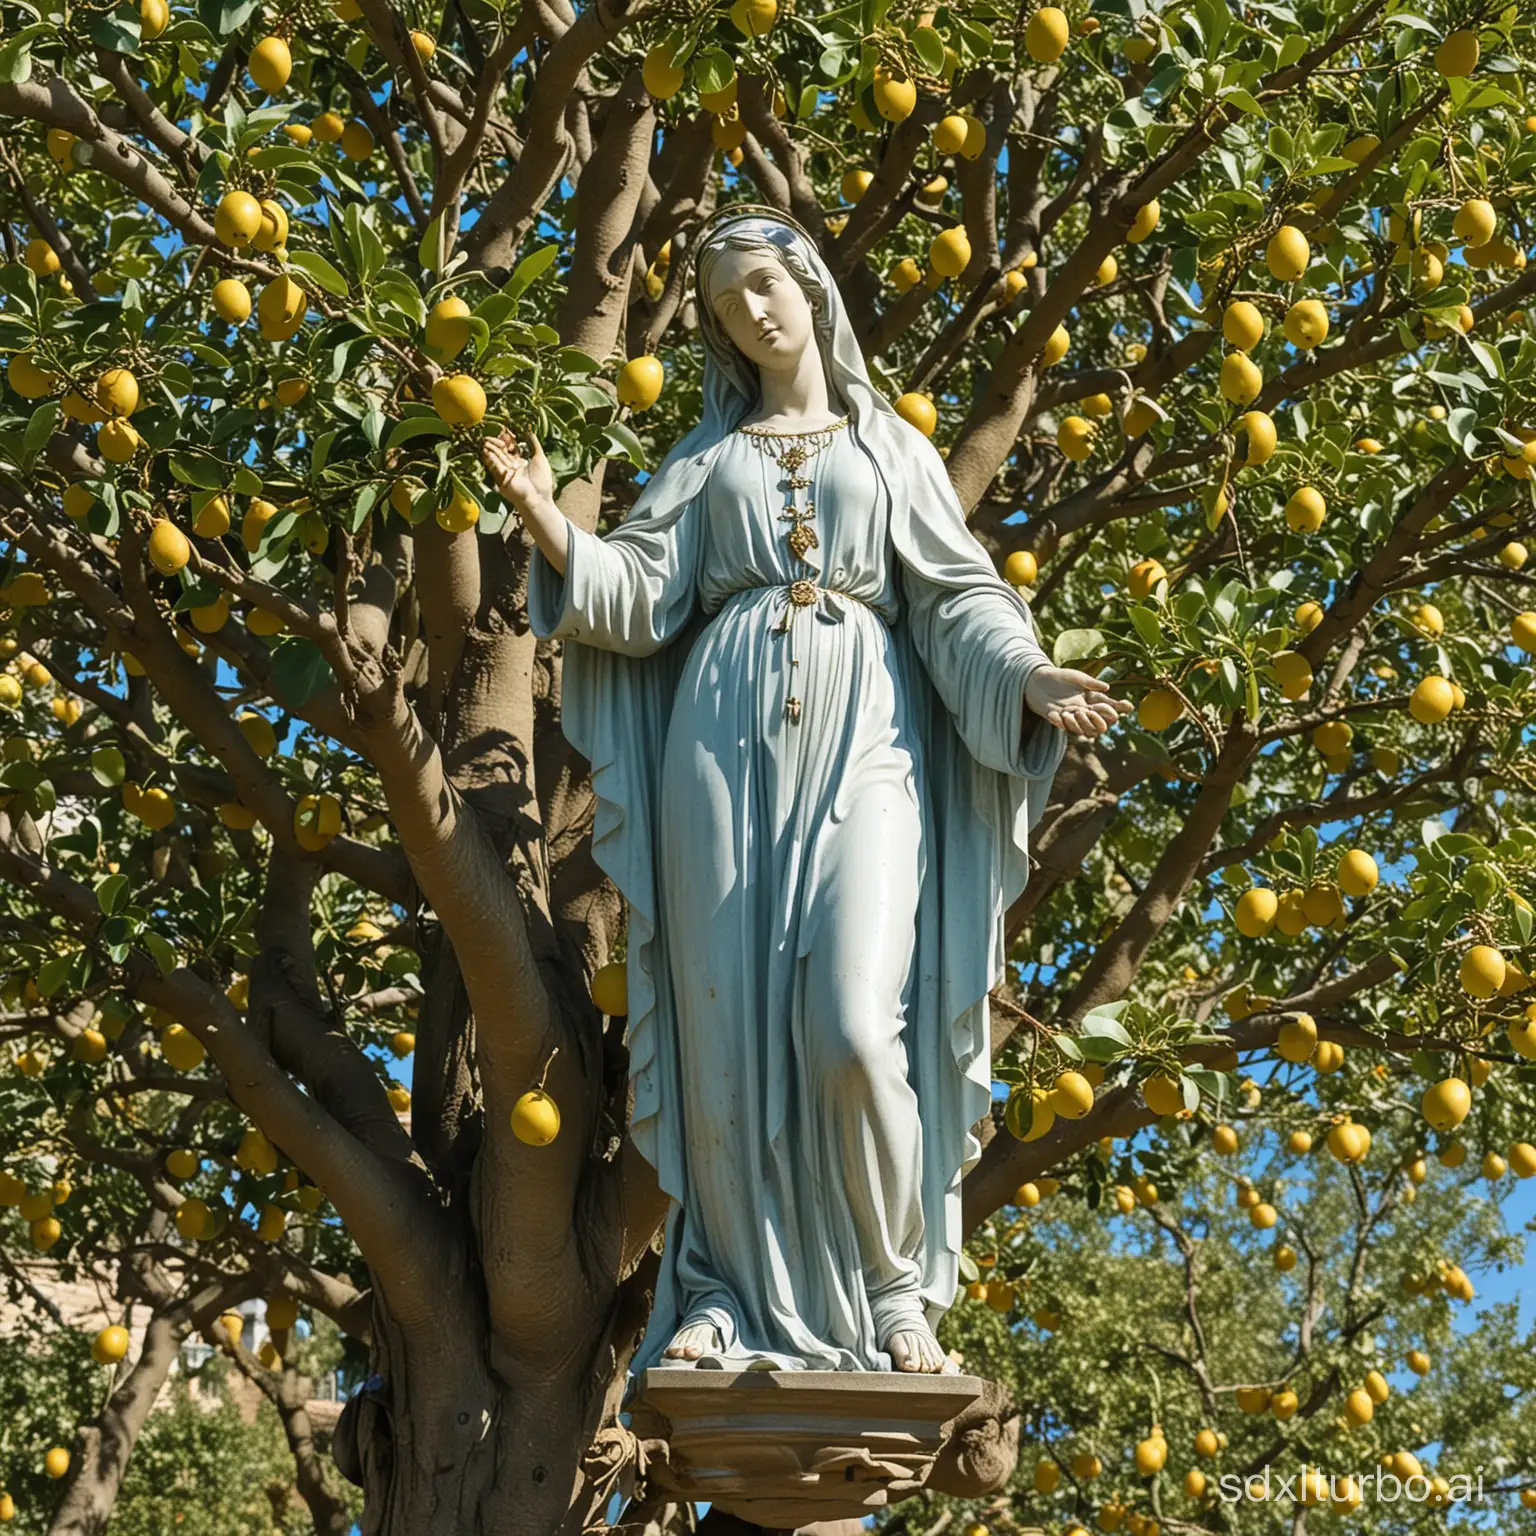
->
<box><xmin>887</xmin><ymin>427</ymin><xmax>1066</xmax><ymax>784</ymax></box>
<box><xmin>526</xmin><ymin>494</ymin><xmax>700</xmax><ymax>657</ymax></box>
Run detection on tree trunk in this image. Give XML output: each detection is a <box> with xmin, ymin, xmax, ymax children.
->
<box><xmin>272</xmin><ymin>1369</ymin><xmax>355</xmax><ymax>1536</ymax></box>
<box><xmin>47</xmin><ymin>1316</ymin><xmax>180</xmax><ymax>1536</ymax></box>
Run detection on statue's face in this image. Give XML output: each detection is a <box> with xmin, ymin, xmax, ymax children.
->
<box><xmin>704</xmin><ymin>247</ymin><xmax>816</xmax><ymax>369</ymax></box>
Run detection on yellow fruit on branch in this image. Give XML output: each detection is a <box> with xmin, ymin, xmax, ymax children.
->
<box><xmin>1276</xmin><ymin>1013</ymin><xmax>1318</xmax><ymax>1063</ymax></box>
<box><xmin>1510</xmin><ymin>611</ymin><xmax>1536</xmax><ymax>652</ymax></box>
<box><xmin>248</xmin><ymin>36</ymin><xmax>292</xmax><ymax>94</ymax></box>
<box><xmin>1127</xmin><ymin>556</ymin><xmax>1166</xmax><ymax>599</ymax></box>
<box><xmin>1327</xmin><ymin>1119</ymin><xmax>1371</xmax><ymax>1164</ymax></box>
<box><xmin>1004</xmin><ymin>550</ymin><xmax>1038</xmax><ymax>588</ymax></box>
<box><xmin>175</xmin><ymin>1196</ymin><xmax>212</xmax><ymax>1238</ymax></box>
<box><xmin>1408</xmin><ymin>674</ymin><xmax>1455</xmax><ymax>724</ymax></box>
<box><xmin>1050</xmin><ymin>1070</ymin><xmax>1094</xmax><ymax>1119</ymax></box>
<box><xmin>7</xmin><ymin>350</ymin><xmax>59</xmax><ymax>398</ymax></box>
<box><xmin>425</xmin><ymin>296</ymin><xmax>472</xmax><ymax>360</ymax></box>
<box><xmin>1235</xmin><ymin>886</ymin><xmax>1278</xmax><ymax>937</ymax></box>
<box><xmin>929</xmin><ymin>226</ymin><xmax>971</xmax><ymax>279</ymax></box>
<box><xmin>44</xmin><ymin>1447</ymin><xmax>71</xmax><ymax>1479</ymax></box>
<box><xmin>257</xmin><ymin>274</ymin><xmax>307</xmax><ymax>341</ymax></box>
<box><xmin>24</xmin><ymin>238</ymin><xmax>59</xmax><ymax>276</ymax></box>
<box><xmin>1220</xmin><ymin>351</ymin><xmax>1262</xmax><ymax>405</ymax></box>
<box><xmin>1137</xmin><ymin>687</ymin><xmax>1182</xmax><ymax>732</ymax></box>
<box><xmin>871</xmin><ymin>67</ymin><xmax>916</xmax><ymax>123</ymax></box>
<box><xmin>728</xmin><ymin>0</ymin><xmax>776</xmax><ymax>36</ymax></box>
<box><xmin>1222</xmin><ymin>300</ymin><xmax>1264</xmax><ymax>351</ymax></box>
<box><xmin>215</xmin><ymin>190</ymin><xmax>262</xmax><ymax>248</ymax></box>
<box><xmin>1452</xmin><ymin>198</ymin><xmax>1495</xmax><ymax>247</ymax></box>
<box><xmin>1284</xmin><ymin>299</ymin><xmax>1329</xmax><ymax>349</ymax></box>
<box><xmin>253</xmin><ymin>199</ymin><xmax>289</xmax><ymax>253</ymax></box>
<box><xmin>641</xmin><ymin>45</ymin><xmax>683</xmax><ymax>99</ymax></box>
<box><xmin>238</xmin><ymin>711</ymin><xmax>278</xmax><ymax>759</ymax></box>
<box><xmin>294</xmin><ymin>792</ymin><xmax>342</xmax><ymax>850</ymax></box>
<box><xmin>1337</xmin><ymin>849</ymin><xmax>1378</xmax><ymax>897</ymax></box>
<box><xmin>97</xmin><ymin>418</ymin><xmax>141</xmax><ymax>463</ymax></box>
<box><xmin>1123</xmin><ymin>397</ymin><xmax>1161</xmax><ymax>438</ymax></box>
<box><xmin>1266</xmin><ymin>225</ymin><xmax>1311</xmax><ymax>282</ymax></box>
<box><xmin>311</xmin><ymin>110</ymin><xmax>345</xmax><ymax>142</ymax></box>
<box><xmin>1127</xmin><ymin>200</ymin><xmax>1160</xmax><ymax>244</ymax></box>
<box><xmin>1057</xmin><ymin>414</ymin><xmax>1095</xmax><ymax>461</ymax></box>
<box><xmin>1435</xmin><ymin>28</ymin><xmax>1479</xmax><ymax>77</ymax></box>
<box><xmin>96</xmin><ymin>367</ymin><xmax>139</xmax><ymax>418</ymax></box>
<box><xmin>212</xmin><ymin>278</ymin><xmax>252</xmax><ymax>325</ymax></box>
<box><xmin>437</xmin><ymin>488</ymin><xmax>480</xmax><ymax>533</ymax></box>
<box><xmin>1025</xmin><ymin>6</ymin><xmax>1070</xmax><ymax>63</ymax></box>
<box><xmin>432</xmin><ymin>373</ymin><xmax>487</xmax><ymax>426</ymax></box>
<box><xmin>93</xmin><ymin>1325</ymin><xmax>130</xmax><ymax>1364</ymax></box>
<box><xmin>617</xmin><ymin>355</ymin><xmax>664</xmax><ymax>410</ymax></box>
<box><xmin>139</xmin><ymin>0</ymin><xmax>168</xmax><ymax>37</ymax></box>
<box><xmin>1237</xmin><ymin>410</ymin><xmax>1276</xmax><ymax>465</ymax></box>
<box><xmin>341</xmin><ymin>121</ymin><xmax>375</xmax><ymax>161</ymax></box>
<box><xmin>1004</xmin><ymin>1085</ymin><xmax>1055</xmax><ymax>1141</ymax></box>
<box><xmin>932</xmin><ymin>114</ymin><xmax>969</xmax><ymax>155</ymax></box>
<box><xmin>411</xmin><ymin>29</ymin><xmax>436</xmax><ymax>58</ymax></box>
<box><xmin>511</xmin><ymin>1088</ymin><xmax>561</xmax><ymax>1145</ymax></box>
<box><xmin>1041</xmin><ymin>323</ymin><xmax>1070</xmax><ymax>367</ymax></box>
<box><xmin>267</xmin><ymin>1294</ymin><xmax>300</xmax><ymax>1330</ymax></box>
<box><xmin>1141</xmin><ymin>1074</ymin><xmax>1183</xmax><ymax>1117</ymax></box>
<box><xmin>1459</xmin><ymin>945</ymin><xmax>1504</xmax><ymax>999</ymax></box>
<box><xmin>840</xmin><ymin>168</ymin><xmax>874</xmax><ymax>204</ymax></box>
<box><xmin>146</xmin><ymin>519</ymin><xmax>191</xmax><ymax>576</ymax></box>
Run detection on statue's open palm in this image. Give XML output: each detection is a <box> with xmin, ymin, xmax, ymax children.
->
<box><xmin>1025</xmin><ymin>665</ymin><xmax>1134</xmax><ymax>738</ymax></box>
<box><xmin>482</xmin><ymin>429</ymin><xmax>554</xmax><ymax>515</ymax></box>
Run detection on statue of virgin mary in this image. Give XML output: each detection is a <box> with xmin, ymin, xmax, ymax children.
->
<box><xmin>509</xmin><ymin>206</ymin><xmax>1129</xmax><ymax>1378</ymax></box>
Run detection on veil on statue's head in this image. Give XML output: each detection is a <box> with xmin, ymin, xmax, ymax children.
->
<box><xmin>626</xmin><ymin>205</ymin><xmax>917</xmax><ymax>525</ymax></box>
<box><xmin>685</xmin><ymin>205</ymin><xmax>903</xmax><ymax>445</ymax></box>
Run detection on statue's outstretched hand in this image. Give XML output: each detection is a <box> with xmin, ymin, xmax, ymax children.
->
<box><xmin>1025</xmin><ymin>665</ymin><xmax>1134</xmax><ymax>738</ymax></box>
<box><xmin>482</xmin><ymin>429</ymin><xmax>554</xmax><ymax>517</ymax></box>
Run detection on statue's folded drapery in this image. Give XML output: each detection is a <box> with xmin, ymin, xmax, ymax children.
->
<box><xmin>528</xmin><ymin>410</ymin><xmax>1066</xmax><ymax>1375</ymax></box>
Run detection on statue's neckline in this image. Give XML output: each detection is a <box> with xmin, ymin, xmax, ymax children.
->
<box><xmin>735</xmin><ymin>415</ymin><xmax>851</xmax><ymax>438</ymax></box>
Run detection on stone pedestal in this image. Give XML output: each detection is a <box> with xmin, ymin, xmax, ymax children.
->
<box><xmin>625</xmin><ymin>1369</ymin><xmax>989</xmax><ymax>1527</ymax></box>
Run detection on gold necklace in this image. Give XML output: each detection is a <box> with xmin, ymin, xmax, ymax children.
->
<box><xmin>738</xmin><ymin>415</ymin><xmax>850</xmax><ymax>723</ymax></box>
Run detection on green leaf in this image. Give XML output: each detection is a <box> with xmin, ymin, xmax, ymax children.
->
<box><xmin>958</xmin><ymin>1250</ymin><xmax>980</xmax><ymax>1284</ymax></box>
<box><xmin>384</xmin><ymin>415</ymin><xmax>451</xmax><ymax>451</ymax></box>
<box><xmin>692</xmin><ymin>47</ymin><xmax>735</xmax><ymax>96</ymax></box>
<box><xmin>96</xmin><ymin>873</ymin><xmax>130</xmax><ymax>916</ymax></box>
<box><xmin>910</xmin><ymin>23</ymin><xmax>946</xmax><ymax>73</ymax></box>
<box><xmin>167</xmin><ymin>450</ymin><xmax>227</xmax><ymax>489</ymax></box>
<box><xmin>88</xmin><ymin>1</ymin><xmax>141</xmax><ymax>50</ymax></box>
<box><xmin>21</xmin><ymin>400</ymin><xmax>58</xmax><ymax>466</ymax></box>
<box><xmin>503</xmin><ymin>244</ymin><xmax>559</xmax><ymax>303</ymax></box>
<box><xmin>269</xmin><ymin>636</ymin><xmax>336</xmax><ymax>708</ymax></box>
<box><xmin>0</xmin><ymin>36</ymin><xmax>33</xmax><ymax>85</ymax></box>
<box><xmin>1128</xmin><ymin>606</ymin><xmax>1163</xmax><ymax>649</ymax></box>
<box><xmin>289</xmin><ymin>250</ymin><xmax>349</xmax><ymax>297</ymax></box>
<box><xmin>37</xmin><ymin>956</ymin><xmax>70</xmax><ymax>997</ymax></box>
<box><xmin>598</xmin><ymin>420</ymin><xmax>648</xmax><ymax>469</ymax></box>
<box><xmin>1052</xmin><ymin>628</ymin><xmax>1105</xmax><ymax>665</ymax></box>
<box><xmin>417</xmin><ymin>213</ymin><xmax>446</xmax><ymax>274</ymax></box>
<box><xmin>90</xmin><ymin>746</ymin><xmax>126</xmax><ymax>786</ymax></box>
<box><xmin>143</xmin><ymin>930</ymin><xmax>178</xmax><ymax>979</ymax></box>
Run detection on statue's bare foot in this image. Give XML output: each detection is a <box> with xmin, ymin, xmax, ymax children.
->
<box><xmin>663</xmin><ymin>1321</ymin><xmax>721</xmax><ymax>1361</ymax></box>
<box><xmin>885</xmin><ymin>1320</ymin><xmax>957</xmax><ymax>1374</ymax></box>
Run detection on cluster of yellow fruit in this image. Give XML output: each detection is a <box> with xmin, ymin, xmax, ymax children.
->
<box><xmin>294</xmin><ymin>792</ymin><xmax>343</xmax><ymax>851</ymax></box>
<box><xmin>1459</xmin><ymin>944</ymin><xmax>1534</xmax><ymax>1005</ymax></box>
<box><xmin>121</xmin><ymin>780</ymin><xmax>177</xmax><ymax>830</ymax></box>
<box><xmin>1005</xmin><ymin>1064</ymin><xmax>1102</xmax><ymax>1142</ymax></box>
<box><xmin>1</xmin><ymin>1174</ymin><xmax>70</xmax><ymax>1251</ymax></box>
<box><xmin>0</xmin><ymin>651</ymin><xmax>53</xmax><ymax>710</ymax></box>
<box><xmin>1232</xmin><ymin>849</ymin><xmax>1378</xmax><ymax>942</ymax></box>
<box><xmin>281</xmin><ymin>109</ymin><xmax>375</xmax><ymax>161</ymax></box>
